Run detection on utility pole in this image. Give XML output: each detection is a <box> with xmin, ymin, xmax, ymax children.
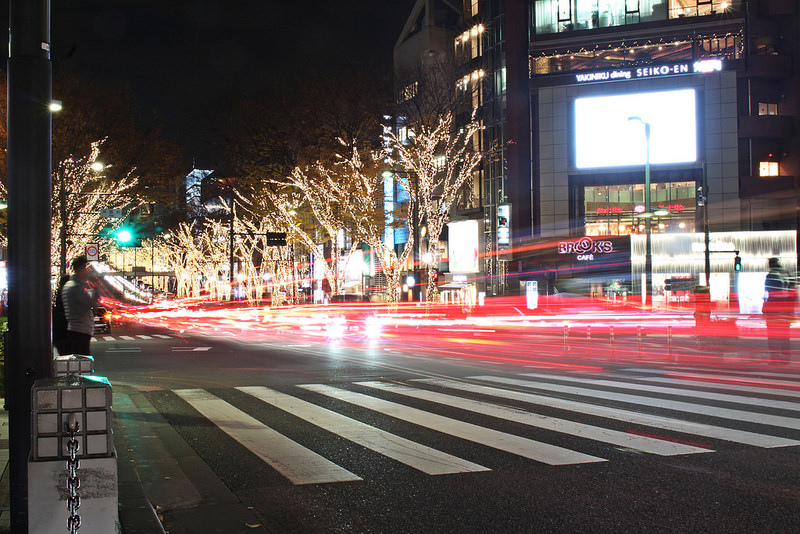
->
<box><xmin>7</xmin><ymin>1</ymin><xmax>53</xmax><ymax>530</ymax></box>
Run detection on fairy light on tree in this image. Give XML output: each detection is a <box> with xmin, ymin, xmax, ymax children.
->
<box><xmin>384</xmin><ymin>111</ymin><xmax>484</xmax><ymax>302</ymax></box>
<box><xmin>52</xmin><ymin>140</ymin><xmax>142</xmax><ymax>275</ymax></box>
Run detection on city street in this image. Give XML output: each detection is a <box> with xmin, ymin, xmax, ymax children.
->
<box><xmin>93</xmin><ymin>318</ymin><xmax>800</xmax><ymax>533</ymax></box>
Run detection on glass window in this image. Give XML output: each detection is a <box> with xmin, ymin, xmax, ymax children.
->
<box><xmin>759</xmin><ymin>161</ymin><xmax>779</xmax><ymax>177</ymax></box>
<box><xmin>584</xmin><ymin>182</ymin><xmax>696</xmax><ymax>236</ymax></box>
<box><xmin>758</xmin><ymin>103</ymin><xmax>778</xmax><ymax>116</ymax></box>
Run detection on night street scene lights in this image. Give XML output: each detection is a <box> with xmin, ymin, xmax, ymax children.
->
<box><xmin>628</xmin><ymin>115</ymin><xmax>653</xmax><ymax>307</ymax></box>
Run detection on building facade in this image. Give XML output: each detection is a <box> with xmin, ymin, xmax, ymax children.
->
<box><xmin>396</xmin><ymin>0</ymin><xmax>798</xmax><ymax>302</ymax></box>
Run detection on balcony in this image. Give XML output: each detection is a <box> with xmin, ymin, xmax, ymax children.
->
<box><xmin>740</xmin><ymin>175</ymin><xmax>797</xmax><ymax>199</ymax></box>
<box><xmin>738</xmin><ymin>115</ymin><xmax>794</xmax><ymax>139</ymax></box>
<box><xmin>744</xmin><ymin>54</ymin><xmax>793</xmax><ymax>79</ymax></box>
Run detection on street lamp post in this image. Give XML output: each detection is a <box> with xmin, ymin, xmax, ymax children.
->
<box><xmin>629</xmin><ymin>116</ymin><xmax>652</xmax><ymax>307</ymax></box>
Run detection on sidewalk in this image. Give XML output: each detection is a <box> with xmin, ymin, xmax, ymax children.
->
<box><xmin>0</xmin><ymin>389</ymin><xmax>265</xmax><ymax>534</ymax></box>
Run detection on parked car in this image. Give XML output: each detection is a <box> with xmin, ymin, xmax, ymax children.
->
<box><xmin>93</xmin><ymin>307</ymin><xmax>111</xmax><ymax>334</ymax></box>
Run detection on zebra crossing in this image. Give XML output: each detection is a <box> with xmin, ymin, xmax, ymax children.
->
<box><xmin>96</xmin><ymin>334</ymin><xmax>174</xmax><ymax>342</ymax></box>
<box><xmin>165</xmin><ymin>369</ymin><xmax>800</xmax><ymax>485</ymax></box>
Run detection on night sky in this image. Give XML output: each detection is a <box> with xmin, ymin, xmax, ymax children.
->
<box><xmin>7</xmin><ymin>0</ymin><xmax>417</xmax><ymax>160</ymax></box>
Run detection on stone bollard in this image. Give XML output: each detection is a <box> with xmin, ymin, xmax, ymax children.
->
<box><xmin>29</xmin><ymin>374</ymin><xmax>120</xmax><ymax>533</ymax></box>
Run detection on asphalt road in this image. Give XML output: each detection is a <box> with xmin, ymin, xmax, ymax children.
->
<box><xmin>92</xmin><ymin>320</ymin><xmax>800</xmax><ymax>534</ymax></box>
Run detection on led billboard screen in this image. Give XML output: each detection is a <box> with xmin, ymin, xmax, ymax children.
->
<box><xmin>574</xmin><ymin>89</ymin><xmax>697</xmax><ymax>169</ymax></box>
<box><xmin>448</xmin><ymin>220</ymin><xmax>480</xmax><ymax>273</ymax></box>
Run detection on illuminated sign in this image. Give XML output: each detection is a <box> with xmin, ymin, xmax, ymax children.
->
<box><xmin>575</xmin><ymin>89</ymin><xmax>697</xmax><ymax>168</ymax></box>
<box><xmin>558</xmin><ymin>237</ymin><xmax>613</xmax><ymax>261</ymax></box>
<box><xmin>575</xmin><ymin>60</ymin><xmax>723</xmax><ymax>84</ymax></box>
<box><xmin>596</xmin><ymin>207</ymin><xmax>623</xmax><ymax>215</ymax></box>
<box><xmin>448</xmin><ymin>220</ymin><xmax>480</xmax><ymax>273</ymax></box>
<box><xmin>497</xmin><ymin>204</ymin><xmax>511</xmax><ymax>247</ymax></box>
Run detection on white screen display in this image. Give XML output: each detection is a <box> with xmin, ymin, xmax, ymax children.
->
<box><xmin>448</xmin><ymin>220</ymin><xmax>480</xmax><ymax>273</ymax></box>
<box><xmin>574</xmin><ymin>89</ymin><xmax>697</xmax><ymax>169</ymax></box>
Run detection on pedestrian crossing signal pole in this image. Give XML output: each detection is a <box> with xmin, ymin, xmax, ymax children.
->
<box><xmin>7</xmin><ymin>0</ymin><xmax>53</xmax><ymax>530</ymax></box>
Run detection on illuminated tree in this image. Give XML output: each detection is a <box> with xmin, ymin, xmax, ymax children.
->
<box><xmin>330</xmin><ymin>146</ymin><xmax>414</xmax><ymax>303</ymax></box>
<box><xmin>384</xmin><ymin>111</ymin><xmax>484</xmax><ymax>302</ymax></box>
<box><xmin>52</xmin><ymin>140</ymin><xmax>142</xmax><ymax>275</ymax></box>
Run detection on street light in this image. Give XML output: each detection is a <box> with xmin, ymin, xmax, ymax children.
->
<box><xmin>628</xmin><ymin>116</ymin><xmax>652</xmax><ymax>307</ymax></box>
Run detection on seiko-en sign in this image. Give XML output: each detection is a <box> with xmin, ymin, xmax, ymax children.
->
<box><xmin>575</xmin><ymin>59</ymin><xmax>722</xmax><ymax>84</ymax></box>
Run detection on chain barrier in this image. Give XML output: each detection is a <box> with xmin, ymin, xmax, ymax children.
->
<box><xmin>65</xmin><ymin>413</ymin><xmax>81</xmax><ymax>533</ymax></box>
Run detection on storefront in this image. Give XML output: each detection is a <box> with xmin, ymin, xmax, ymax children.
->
<box><xmin>631</xmin><ymin>230</ymin><xmax>797</xmax><ymax>312</ymax></box>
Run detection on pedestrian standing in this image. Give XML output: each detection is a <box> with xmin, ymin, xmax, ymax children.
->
<box><xmin>62</xmin><ymin>255</ymin><xmax>100</xmax><ymax>355</ymax></box>
<box><xmin>52</xmin><ymin>274</ymin><xmax>70</xmax><ymax>355</ymax></box>
<box><xmin>763</xmin><ymin>257</ymin><xmax>794</xmax><ymax>363</ymax></box>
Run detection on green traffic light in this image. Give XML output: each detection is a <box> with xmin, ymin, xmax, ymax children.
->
<box><xmin>116</xmin><ymin>228</ymin><xmax>134</xmax><ymax>244</ymax></box>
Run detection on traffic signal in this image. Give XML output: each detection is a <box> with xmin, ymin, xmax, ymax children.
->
<box><xmin>114</xmin><ymin>227</ymin><xmax>138</xmax><ymax>247</ymax></box>
<box><xmin>734</xmin><ymin>251</ymin><xmax>742</xmax><ymax>272</ymax></box>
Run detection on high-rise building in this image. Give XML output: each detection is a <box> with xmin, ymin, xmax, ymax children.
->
<box><xmin>396</xmin><ymin>0</ymin><xmax>799</xmax><ymax>303</ymax></box>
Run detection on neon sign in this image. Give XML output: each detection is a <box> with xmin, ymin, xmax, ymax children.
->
<box><xmin>575</xmin><ymin>60</ymin><xmax>723</xmax><ymax>84</ymax></box>
<box><xmin>558</xmin><ymin>237</ymin><xmax>613</xmax><ymax>261</ymax></box>
<box><xmin>596</xmin><ymin>207</ymin><xmax>623</xmax><ymax>215</ymax></box>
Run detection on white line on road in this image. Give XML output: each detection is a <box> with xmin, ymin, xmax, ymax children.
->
<box><xmin>102</xmin><ymin>336</ymin><xmax>115</xmax><ymax>341</ymax></box>
<box><xmin>299</xmin><ymin>384</ymin><xmax>606</xmax><ymax>466</ymax></box>
<box><xmin>154</xmin><ymin>334</ymin><xmax>173</xmax><ymax>339</ymax></box>
<box><xmin>617</xmin><ymin>376</ymin><xmax>800</xmax><ymax>402</ymax></box>
<box><xmin>487</xmin><ymin>375</ymin><xmax>800</xmax><ymax>431</ymax></box>
<box><xmin>174</xmin><ymin>389</ymin><xmax>361</xmax><ymax>485</ymax></box>
<box><xmin>119</xmin><ymin>336</ymin><xmax>136</xmax><ymax>341</ymax></box>
<box><xmin>136</xmin><ymin>335</ymin><xmax>153</xmax><ymax>340</ymax></box>
<box><xmin>238</xmin><ymin>386</ymin><xmax>488</xmax><ymax>475</ymax></box>
<box><xmin>450</xmin><ymin>377</ymin><xmax>800</xmax><ymax>448</ymax></box>
<box><xmin>521</xmin><ymin>372</ymin><xmax>800</xmax><ymax>413</ymax></box>
<box><xmin>357</xmin><ymin>381</ymin><xmax>712</xmax><ymax>456</ymax></box>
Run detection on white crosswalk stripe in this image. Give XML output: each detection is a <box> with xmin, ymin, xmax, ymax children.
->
<box><xmin>617</xmin><ymin>375</ymin><xmax>800</xmax><ymax>401</ymax></box>
<box><xmin>299</xmin><ymin>383</ymin><xmax>606</xmax><ymax>465</ymax></box>
<box><xmin>153</xmin><ymin>334</ymin><xmax>173</xmax><ymax>339</ymax></box>
<box><xmin>102</xmin><ymin>336</ymin><xmax>115</xmax><ymax>341</ymax></box>
<box><xmin>135</xmin><ymin>335</ymin><xmax>153</xmax><ymax>340</ymax></box>
<box><xmin>477</xmin><ymin>375</ymin><xmax>800</xmax><ymax>430</ymax></box>
<box><xmin>237</xmin><ymin>386</ymin><xmax>489</xmax><ymax>475</ymax></box>
<box><xmin>166</xmin><ymin>371</ymin><xmax>800</xmax><ymax>486</ymax></box>
<box><xmin>521</xmin><ymin>372</ymin><xmax>800</xmax><ymax>412</ymax></box>
<box><xmin>174</xmin><ymin>388</ymin><xmax>361</xmax><ymax>484</ymax></box>
<box><xmin>118</xmin><ymin>335</ymin><xmax>136</xmax><ymax>341</ymax></box>
<box><xmin>415</xmin><ymin>378</ymin><xmax>800</xmax><ymax>448</ymax></box>
<box><xmin>622</xmin><ymin>367</ymin><xmax>800</xmax><ymax>381</ymax></box>
<box><xmin>355</xmin><ymin>381</ymin><xmax>712</xmax><ymax>456</ymax></box>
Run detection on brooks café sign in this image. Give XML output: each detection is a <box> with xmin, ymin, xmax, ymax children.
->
<box><xmin>558</xmin><ymin>237</ymin><xmax>613</xmax><ymax>261</ymax></box>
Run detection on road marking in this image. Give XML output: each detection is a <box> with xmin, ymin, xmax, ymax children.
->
<box><xmin>105</xmin><ymin>347</ymin><xmax>142</xmax><ymax>353</ymax></box>
<box><xmin>299</xmin><ymin>384</ymin><xmax>606</xmax><ymax>466</ymax></box>
<box><xmin>136</xmin><ymin>335</ymin><xmax>154</xmax><ymax>340</ymax></box>
<box><xmin>450</xmin><ymin>377</ymin><xmax>800</xmax><ymax>449</ymax></box>
<box><xmin>521</xmin><ymin>372</ymin><xmax>800</xmax><ymax>413</ymax></box>
<box><xmin>483</xmin><ymin>375</ymin><xmax>800</xmax><ymax>431</ymax></box>
<box><xmin>622</xmin><ymin>367</ymin><xmax>800</xmax><ymax>381</ymax></box>
<box><xmin>171</xmin><ymin>346</ymin><xmax>213</xmax><ymax>352</ymax></box>
<box><xmin>356</xmin><ymin>381</ymin><xmax>712</xmax><ymax>457</ymax></box>
<box><xmin>119</xmin><ymin>335</ymin><xmax>136</xmax><ymax>341</ymax></box>
<box><xmin>174</xmin><ymin>389</ymin><xmax>360</xmax><ymax>484</ymax></box>
<box><xmin>619</xmin><ymin>376</ymin><xmax>800</xmax><ymax>402</ymax></box>
<box><xmin>238</xmin><ymin>386</ymin><xmax>488</xmax><ymax>475</ymax></box>
<box><xmin>102</xmin><ymin>336</ymin><xmax>115</xmax><ymax>341</ymax></box>
<box><xmin>154</xmin><ymin>334</ymin><xmax>173</xmax><ymax>339</ymax></box>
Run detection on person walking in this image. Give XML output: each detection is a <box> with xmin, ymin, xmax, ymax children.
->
<box><xmin>62</xmin><ymin>255</ymin><xmax>100</xmax><ymax>355</ymax></box>
<box><xmin>763</xmin><ymin>257</ymin><xmax>794</xmax><ymax>363</ymax></box>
